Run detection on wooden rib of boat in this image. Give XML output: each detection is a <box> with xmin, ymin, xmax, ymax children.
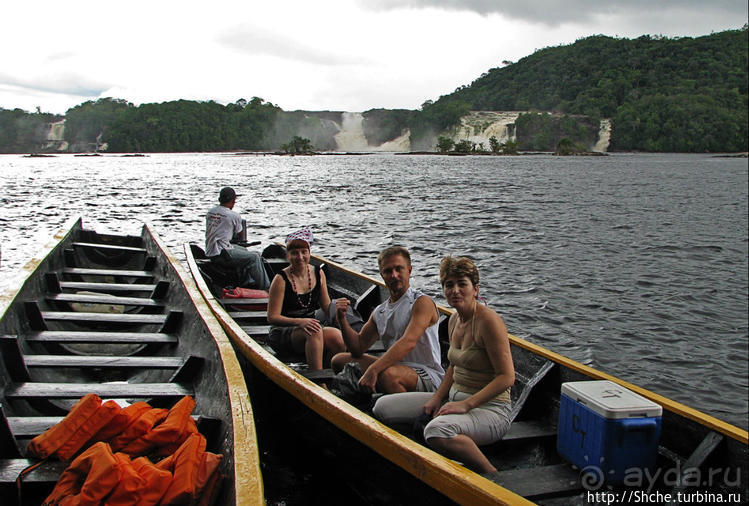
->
<box><xmin>185</xmin><ymin>241</ymin><xmax>748</xmax><ymax>506</ymax></box>
<box><xmin>0</xmin><ymin>218</ymin><xmax>263</xmax><ymax>506</ymax></box>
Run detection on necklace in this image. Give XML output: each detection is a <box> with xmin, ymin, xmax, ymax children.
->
<box><xmin>288</xmin><ymin>265</ymin><xmax>313</xmax><ymax>308</ymax></box>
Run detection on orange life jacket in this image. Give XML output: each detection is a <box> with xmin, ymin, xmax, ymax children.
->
<box><xmin>109</xmin><ymin>408</ymin><xmax>168</xmax><ymax>452</ymax></box>
<box><xmin>91</xmin><ymin>401</ymin><xmax>151</xmax><ymax>443</ymax></box>
<box><xmin>101</xmin><ymin>453</ymin><xmax>147</xmax><ymax>506</ymax></box>
<box><xmin>121</xmin><ymin>396</ymin><xmax>197</xmax><ymax>457</ymax></box>
<box><xmin>55</xmin><ymin>400</ymin><xmax>121</xmax><ymax>461</ymax></box>
<box><xmin>131</xmin><ymin>457</ymin><xmax>173</xmax><ymax>506</ymax></box>
<box><xmin>42</xmin><ymin>442</ymin><xmax>121</xmax><ymax>506</ymax></box>
<box><xmin>28</xmin><ymin>394</ymin><xmax>102</xmax><ymax>460</ymax></box>
<box><xmin>157</xmin><ymin>433</ymin><xmax>222</xmax><ymax>505</ymax></box>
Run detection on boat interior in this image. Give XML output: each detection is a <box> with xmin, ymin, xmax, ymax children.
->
<box><xmin>0</xmin><ymin>223</ymin><xmax>240</xmax><ymax>505</ymax></box>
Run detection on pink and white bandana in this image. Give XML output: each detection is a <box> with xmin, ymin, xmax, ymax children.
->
<box><xmin>285</xmin><ymin>227</ymin><xmax>314</xmax><ymax>246</ymax></box>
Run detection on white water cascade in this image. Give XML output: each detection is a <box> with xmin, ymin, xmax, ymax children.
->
<box><xmin>334</xmin><ymin>112</ymin><xmax>369</xmax><ymax>152</ymax></box>
<box><xmin>592</xmin><ymin>119</ymin><xmax>611</xmax><ymax>152</ymax></box>
<box><xmin>449</xmin><ymin>111</ymin><xmax>521</xmax><ymax>148</ymax></box>
<box><xmin>45</xmin><ymin>120</ymin><xmax>69</xmax><ymax>151</ymax></box>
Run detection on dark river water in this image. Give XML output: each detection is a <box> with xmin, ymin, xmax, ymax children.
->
<box><xmin>1</xmin><ymin>152</ymin><xmax>747</xmax><ymax>429</ymax></box>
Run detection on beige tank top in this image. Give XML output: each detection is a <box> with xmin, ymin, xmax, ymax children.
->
<box><xmin>447</xmin><ymin>313</ymin><xmax>511</xmax><ymax>403</ymax></box>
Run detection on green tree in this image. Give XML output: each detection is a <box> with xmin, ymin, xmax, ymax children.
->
<box><xmin>280</xmin><ymin>136</ymin><xmax>314</xmax><ymax>154</ymax></box>
<box><xmin>489</xmin><ymin>135</ymin><xmax>501</xmax><ymax>153</ymax></box>
<box><xmin>436</xmin><ymin>136</ymin><xmax>454</xmax><ymax>153</ymax></box>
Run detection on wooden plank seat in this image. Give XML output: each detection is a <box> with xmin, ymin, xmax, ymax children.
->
<box><xmin>0</xmin><ymin>459</ymin><xmax>67</xmax><ymax>484</ymax></box>
<box><xmin>40</xmin><ymin>312</ymin><xmax>167</xmax><ymax>325</ymax></box>
<box><xmin>46</xmin><ymin>293</ymin><xmax>164</xmax><ymax>307</ymax></box>
<box><xmin>71</xmin><ymin>242</ymin><xmax>147</xmax><ymax>253</ymax></box>
<box><xmin>24</xmin><ymin>355</ymin><xmax>185</xmax><ymax>370</ymax></box>
<box><xmin>501</xmin><ymin>420</ymin><xmax>557</xmax><ymax>442</ymax></box>
<box><xmin>4</xmin><ymin>382</ymin><xmax>193</xmax><ymax>400</ymax></box>
<box><xmin>227</xmin><ymin>310</ymin><xmax>267</xmax><ymax>320</ymax></box>
<box><xmin>300</xmin><ymin>369</ymin><xmax>336</xmax><ymax>383</ymax></box>
<box><xmin>484</xmin><ymin>463</ymin><xmax>582</xmax><ymax>499</ymax></box>
<box><xmin>58</xmin><ymin>281</ymin><xmax>157</xmax><ymax>293</ymax></box>
<box><xmin>61</xmin><ymin>267</ymin><xmax>153</xmax><ymax>278</ymax></box>
<box><xmin>240</xmin><ymin>325</ymin><xmax>271</xmax><ymax>338</ymax></box>
<box><xmin>220</xmin><ymin>298</ymin><xmax>269</xmax><ymax>307</ymax></box>
<box><xmin>25</xmin><ymin>331</ymin><xmax>178</xmax><ymax>345</ymax></box>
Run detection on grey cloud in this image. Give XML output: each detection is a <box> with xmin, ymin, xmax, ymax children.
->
<box><xmin>218</xmin><ymin>26</ymin><xmax>363</xmax><ymax>66</ymax></box>
<box><xmin>361</xmin><ymin>0</ymin><xmax>748</xmax><ymax>26</ymax></box>
<box><xmin>0</xmin><ymin>73</ymin><xmax>108</xmax><ymax>98</ymax></box>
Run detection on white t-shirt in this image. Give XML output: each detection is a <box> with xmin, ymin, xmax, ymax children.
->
<box><xmin>372</xmin><ymin>287</ymin><xmax>445</xmax><ymax>388</ymax></box>
<box><xmin>205</xmin><ymin>205</ymin><xmax>242</xmax><ymax>257</ymax></box>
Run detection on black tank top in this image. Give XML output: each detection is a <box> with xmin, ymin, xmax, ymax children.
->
<box><xmin>279</xmin><ymin>265</ymin><xmax>321</xmax><ymax>319</ymax></box>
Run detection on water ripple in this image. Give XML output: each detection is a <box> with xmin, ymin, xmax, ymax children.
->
<box><xmin>0</xmin><ymin>152</ymin><xmax>746</xmax><ymax>428</ymax></box>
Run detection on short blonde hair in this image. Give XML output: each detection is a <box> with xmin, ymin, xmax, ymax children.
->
<box><xmin>439</xmin><ymin>256</ymin><xmax>479</xmax><ymax>286</ymax></box>
<box><xmin>377</xmin><ymin>246</ymin><xmax>411</xmax><ymax>269</ymax></box>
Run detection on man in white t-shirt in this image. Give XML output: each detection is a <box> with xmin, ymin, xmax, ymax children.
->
<box><xmin>205</xmin><ymin>187</ymin><xmax>269</xmax><ymax>290</ymax></box>
<box><xmin>331</xmin><ymin>246</ymin><xmax>444</xmax><ymax>394</ymax></box>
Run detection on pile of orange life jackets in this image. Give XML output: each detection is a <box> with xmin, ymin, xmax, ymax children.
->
<box><xmin>25</xmin><ymin>394</ymin><xmax>223</xmax><ymax>505</ymax></box>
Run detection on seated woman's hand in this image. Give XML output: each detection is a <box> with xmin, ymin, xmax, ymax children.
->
<box><xmin>437</xmin><ymin>400</ymin><xmax>470</xmax><ymax>416</ymax></box>
<box><xmin>300</xmin><ymin>318</ymin><xmax>322</xmax><ymax>335</ymax></box>
<box><xmin>422</xmin><ymin>397</ymin><xmax>442</xmax><ymax>418</ymax></box>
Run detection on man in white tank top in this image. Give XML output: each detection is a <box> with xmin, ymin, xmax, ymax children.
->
<box><xmin>332</xmin><ymin>246</ymin><xmax>444</xmax><ymax>394</ymax></box>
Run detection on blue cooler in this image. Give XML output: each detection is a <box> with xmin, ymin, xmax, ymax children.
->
<box><xmin>557</xmin><ymin>380</ymin><xmax>662</xmax><ymax>484</ymax></box>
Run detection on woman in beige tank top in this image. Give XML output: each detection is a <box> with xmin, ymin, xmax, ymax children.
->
<box><xmin>372</xmin><ymin>256</ymin><xmax>515</xmax><ymax>474</ymax></box>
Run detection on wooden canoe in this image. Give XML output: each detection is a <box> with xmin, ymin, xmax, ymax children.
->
<box><xmin>186</xmin><ymin>241</ymin><xmax>748</xmax><ymax>505</ymax></box>
<box><xmin>0</xmin><ymin>218</ymin><xmax>263</xmax><ymax>505</ymax></box>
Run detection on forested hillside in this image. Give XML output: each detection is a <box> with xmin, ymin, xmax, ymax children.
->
<box><xmin>1</xmin><ymin>28</ymin><xmax>745</xmax><ymax>153</ymax></box>
<box><xmin>430</xmin><ymin>28</ymin><xmax>748</xmax><ymax>152</ymax></box>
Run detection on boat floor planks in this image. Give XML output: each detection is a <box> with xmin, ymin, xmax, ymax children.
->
<box><xmin>0</xmin><ymin>217</ymin><xmax>263</xmax><ymax>505</ymax></box>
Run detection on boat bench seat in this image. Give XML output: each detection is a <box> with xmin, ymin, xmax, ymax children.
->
<box><xmin>0</xmin><ymin>459</ymin><xmax>67</xmax><ymax>484</ymax></box>
<box><xmin>4</xmin><ymin>382</ymin><xmax>193</xmax><ymax>400</ymax></box>
<box><xmin>227</xmin><ymin>310</ymin><xmax>267</xmax><ymax>321</ymax></box>
<box><xmin>58</xmin><ymin>281</ymin><xmax>158</xmax><ymax>293</ymax></box>
<box><xmin>71</xmin><ymin>242</ymin><xmax>147</xmax><ymax>254</ymax></box>
<box><xmin>61</xmin><ymin>267</ymin><xmax>154</xmax><ymax>278</ymax></box>
<box><xmin>23</xmin><ymin>355</ymin><xmax>185</xmax><ymax>370</ymax></box>
<box><xmin>300</xmin><ymin>369</ymin><xmax>336</xmax><ymax>383</ymax></box>
<box><xmin>46</xmin><ymin>293</ymin><xmax>164</xmax><ymax>307</ymax></box>
<box><xmin>240</xmin><ymin>325</ymin><xmax>271</xmax><ymax>339</ymax></box>
<box><xmin>25</xmin><ymin>331</ymin><xmax>178</xmax><ymax>344</ymax></box>
<box><xmin>484</xmin><ymin>463</ymin><xmax>582</xmax><ymax>499</ymax></box>
<box><xmin>220</xmin><ymin>298</ymin><xmax>269</xmax><ymax>307</ymax></box>
<box><xmin>40</xmin><ymin>311</ymin><xmax>167</xmax><ymax>325</ymax></box>
<box><xmin>501</xmin><ymin>419</ymin><xmax>557</xmax><ymax>442</ymax></box>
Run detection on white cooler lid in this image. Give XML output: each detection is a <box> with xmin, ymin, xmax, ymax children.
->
<box><xmin>561</xmin><ymin>380</ymin><xmax>663</xmax><ymax>419</ymax></box>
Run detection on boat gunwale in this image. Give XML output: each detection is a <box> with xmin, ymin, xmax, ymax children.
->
<box><xmin>148</xmin><ymin>223</ymin><xmax>265</xmax><ymax>505</ymax></box>
<box><xmin>310</xmin><ymin>251</ymin><xmax>749</xmax><ymax>445</ymax></box>
<box><xmin>185</xmin><ymin>242</ymin><xmax>530</xmax><ymax>506</ymax></box>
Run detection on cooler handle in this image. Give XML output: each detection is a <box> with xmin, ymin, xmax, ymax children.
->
<box><xmin>620</xmin><ymin>418</ymin><xmax>658</xmax><ymax>432</ymax></box>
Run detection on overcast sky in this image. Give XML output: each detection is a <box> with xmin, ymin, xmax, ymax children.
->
<box><xmin>1</xmin><ymin>1</ymin><xmax>746</xmax><ymax>114</ymax></box>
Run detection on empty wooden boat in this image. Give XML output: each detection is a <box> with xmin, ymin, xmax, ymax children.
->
<box><xmin>0</xmin><ymin>218</ymin><xmax>263</xmax><ymax>505</ymax></box>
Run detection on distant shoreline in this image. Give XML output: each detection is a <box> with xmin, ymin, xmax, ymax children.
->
<box><xmin>13</xmin><ymin>151</ymin><xmax>749</xmax><ymax>158</ymax></box>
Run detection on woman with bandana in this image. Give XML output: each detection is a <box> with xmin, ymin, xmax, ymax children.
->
<box><xmin>267</xmin><ymin>228</ymin><xmax>345</xmax><ymax>371</ymax></box>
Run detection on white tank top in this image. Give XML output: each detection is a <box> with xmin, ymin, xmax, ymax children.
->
<box><xmin>372</xmin><ymin>287</ymin><xmax>444</xmax><ymax>387</ymax></box>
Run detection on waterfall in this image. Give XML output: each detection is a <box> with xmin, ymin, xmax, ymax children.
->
<box><xmin>375</xmin><ymin>130</ymin><xmax>411</xmax><ymax>152</ymax></box>
<box><xmin>593</xmin><ymin>119</ymin><xmax>611</xmax><ymax>152</ymax></box>
<box><xmin>334</xmin><ymin>112</ymin><xmax>369</xmax><ymax>152</ymax></box>
<box><xmin>47</xmin><ymin>120</ymin><xmax>65</xmax><ymax>141</ymax></box>
<box><xmin>451</xmin><ymin>111</ymin><xmax>520</xmax><ymax>148</ymax></box>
